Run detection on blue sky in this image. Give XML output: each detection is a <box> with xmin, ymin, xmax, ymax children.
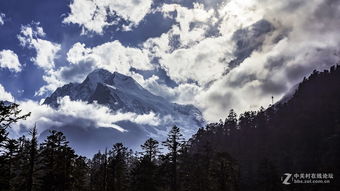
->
<box><xmin>0</xmin><ymin>0</ymin><xmax>340</xmax><ymax>123</ymax></box>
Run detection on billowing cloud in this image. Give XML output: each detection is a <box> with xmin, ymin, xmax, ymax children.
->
<box><xmin>144</xmin><ymin>3</ymin><xmax>235</xmax><ymax>86</ymax></box>
<box><xmin>15</xmin><ymin>96</ymin><xmax>161</xmax><ymax>134</ymax></box>
<box><xmin>142</xmin><ymin>75</ymin><xmax>202</xmax><ymax>105</ymax></box>
<box><xmin>17</xmin><ymin>23</ymin><xmax>63</xmax><ymax>96</ymax></box>
<box><xmin>139</xmin><ymin>0</ymin><xmax>340</xmax><ymax>122</ymax></box>
<box><xmin>192</xmin><ymin>0</ymin><xmax>340</xmax><ymax>121</ymax></box>
<box><xmin>142</xmin><ymin>1</ymin><xmax>271</xmax><ymax>87</ymax></box>
<box><xmin>0</xmin><ymin>84</ymin><xmax>14</xmax><ymax>102</ymax></box>
<box><xmin>63</xmin><ymin>0</ymin><xmax>153</xmax><ymax>34</ymax></box>
<box><xmin>67</xmin><ymin>41</ymin><xmax>153</xmax><ymax>74</ymax></box>
<box><xmin>159</xmin><ymin>36</ymin><xmax>233</xmax><ymax>85</ymax></box>
<box><xmin>0</xmin><ymin>50</ymin><xmax>22</xmax><ymax>72</ymax></box>
<box><xmin>161</xmin><ymin>3</ymin><xmax>217</xmax><ymax>48</ymax></box>
<box><xmin>18</xmin><ymin>23</ymin><xmax>61</xmax><ymax>70</ymax></box>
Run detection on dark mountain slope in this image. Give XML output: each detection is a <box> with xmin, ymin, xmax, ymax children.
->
<box><xmin>187</xmin><ymin>65</ymin><xmax>340</xmax><ymax>191</ymax></box>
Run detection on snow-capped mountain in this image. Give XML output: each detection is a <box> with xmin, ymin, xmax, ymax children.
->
<box><xmin>44</xmin><ymin>69</ymin><xmax>203</xmax><ymax>123</ymax></box>
<box><xmin>42</xmin><ymin>69</ymin><xmax>204</xmax><ymax>156</ymax></box>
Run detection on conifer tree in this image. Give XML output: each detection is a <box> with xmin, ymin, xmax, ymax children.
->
<box><xmin>130</xmin><ymin>138</ymin><xmax>160</xmax><ymax>191</ymax></box>
<box><xmin>39</xmin><ymin>130</ymin><xmax>76</xmax><ymax>191</ymax></box>
<box><xmin>27</xmin><ymin>125</ymin><xmax>38</xmax><ymax>191</ymax></box>
<box><xmin>0</xmin><ymin>102</ymin><xmax>30</xmax><ymax>147</ymax></box>
<box><xmin>163</xmin><ymin>126</ymin><xmax>184</xmax><ymax>191</ymax></box>
<box><xmin>141</xmin><ymin>138</ymin><xmax>159</xmax><ymax>162</ymax></box>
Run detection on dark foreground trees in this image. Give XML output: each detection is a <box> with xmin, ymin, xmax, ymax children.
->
<box><xmin>0</xmin><ymin>128</ymin><xmax>88</xmax><ymax>191</ymax></box>
<box><xmin>0</xmin><ymin>125</ymin><xmax>239</xmax><ymax>191</ymax></box>
<box><xmin>0</xmin><ymin>101</ymin><xmax>30</xmax><ymax>190</ymax></box>
<box><xmin>86</xmin><ymin>126</ymin><xmax>239</xmax><ymax>191</ymax></box>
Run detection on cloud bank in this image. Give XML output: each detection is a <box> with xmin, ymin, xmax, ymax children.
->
<box><xmin>14</xmin><ymin>96</ymin><xmax>161</xmax><ymax>135</ymax></box>
<box><xmin>142</xmin><ymin>0</ymin><xmax>340</xmax><ymax>121</ymax></box>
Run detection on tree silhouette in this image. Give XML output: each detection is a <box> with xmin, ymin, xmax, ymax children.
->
<box><xmin>141</xmin><ymin>138</ymin><xmax>159</xmax><ymax>162</ymax></box>
<box><xmin>163</xmin><ymin>126</ymin><xmax>185</xmax><ymax>191</ymax></box>
<box><xmin>130</xmin><ymin>139</ymin><xmax>160</xmax><ymax>191</ymax></box>
<box><xmin>27</xmin><ymin>125</ymin><xmax>38</xmax><ymax>191</ymax></box>
<box><xmin>39</xmin><ymin>130</ymin><xmax>77</xmax><ymax>191</ymax></box>
<box><xmin>0</xmin><ymin>101</ymin><xmax>30</xmax><ymax>149</ymax></box>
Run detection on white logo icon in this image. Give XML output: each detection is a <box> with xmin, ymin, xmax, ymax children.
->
<box><xmin>282</xmin><ymin>173</ymin><xmax>292</xmax><ymax>185</ymax></box>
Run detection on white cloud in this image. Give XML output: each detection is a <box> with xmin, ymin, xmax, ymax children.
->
<box><xmin>218</xmin><ymin>0</ymin><xmax>265</xmax><ymax>36</ymax></box>
<box><xmin>30</xmin><ymin>39</ymin><xmax>60</xmax><ymax>70</ymax></box>
<box><xmin>141</xmin><ymin>75</ymin><xmax>202</xmax><ymax>105</ymax></box>
<box><xmin>67</xmin><ymin>41</ymin><xmax>153</xmax><ymax>73</ymax></box>
<box><xmin>17</xmin><ymin>23</ymin><xmax>62</xmax><ymax>96</ymax></box>
<box><xmin>36</xmin><ymin>69</ymin><xmax>66</xmax><ymax>96</ymax></box>
<box><xmin>0</xmin><ymin>84</ymin><xmax>14</xmax><ymax>102</ymax></box>
<box><xmin>0</xmin><ymin>50</ymin><xmax>22</xmax><ymax>72</ymax></box>
<box><xmin>159</xmin><ymin>36</ymin><xmax>233</xmax><ymax>85</ymax></box>
<box><xmin>140</xmin><ymin>0</ymin><xmax>340</xmax><ymax>122</ymax></box>
<box><xmin>189</xmin><ymin>0</ymin><xmax>340</xmax><ymax>121</ymax></box>
<box><xmin>16</xmin><ymin>96</ymin><xmax>161</xmax><ymax>134</ymax></box>
<box><xmin>0</xmin><ymin>13</ymin><xmax>5</xmax><ymax>26</ymax></box>
<box><xmin>18</xmin><ymin>23</ymin><xmax>60</xmax><ymax>70</ymax></box>
<box><xmin>161</xmin><ymin>3</ymin><xmax>216</xmax><ymax>48</ymax></box>
<box><xmin>143</xmin><ymin>3</ymin><xmax>236</xmax><ymax>86</ymax></box>
<box><xmin>143</xmin><ymin>2</ymin><xmax>265</xmax><ymax>88</ymax></box>
<box><xmin>63</xmin><ymin>0</ymin><xmax>153</xmax><ymax>34</ymax></box>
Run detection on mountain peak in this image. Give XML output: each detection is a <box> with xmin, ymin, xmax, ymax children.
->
<box><xmin>86</xmin><ymin>69</ymin><xmax>135</xmax><ymax>85</ymax></box>
<box><xmin>44</xmin><ymin>68</ymin><xmax>204</xmax><ymax>121</ymax></box>
<box><xmin>43</xmin><ymin>68</ymin><xmax>204</xmax><ymax>155</ymax></box>
<box><xmin>86</xmin><ymin>68</ymin><xmax>112</xmax><ymax>84</ymax></box>
<box><xmin>90</xmin><ymin>68</ymin><xmax>111</xmax><ymax>75</ymax></box>
<box><xmin>112</xmin><ymin>71</ymin><xmax>134</xmax><ymax>82</ymax></box>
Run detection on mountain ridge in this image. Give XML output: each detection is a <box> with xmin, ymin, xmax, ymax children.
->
<box><xmin>44</xmin><ymin>69</ymin><xmax>203</xmax><ymax>124</ymax></box>
<box><xmin>42</xmin><ymin>69</ymin><xmax>204</xmax><ymax>156</ymax></box>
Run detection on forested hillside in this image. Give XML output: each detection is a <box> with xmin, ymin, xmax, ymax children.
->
<box><xmin>1</xmin><ymin>65</ymin><xmax>340</xmax><ymax>191</ymax></box>
<box><xmin>189</xmin><ymin>65</ymin><xmax>340</xmax><ymax>190</ymax></box>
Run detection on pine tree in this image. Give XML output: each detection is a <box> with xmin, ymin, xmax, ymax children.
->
<box><xmin>39</xmin><ymin>130</ymin><xmax>77</xmax><ymax>191</ymax></box>
<box><xmin>224</xmin><ymin>109</ymin><xmax>238</xmax><ymax>136</ymax></box>
<box><xmin>141</xmin><ymin>138</ymin><xmax>159</xmax><ymax>162</ymax></box>
<box><xmin>89</xmin><ymin>151</ymin><xmax>107</xmax><ymax>191</ymax></box>
<box><xmin>27</xmin><ymin>125</ymin><xmax>38</xmax><ymax>191</ymax></box>
<box><xmin>9</xmin><ymin>136</ymin><xmax>29</xmax><ymax>191</ymax></box>
<box><xmin>0</xmin><ymin>102</ymin><xmax>30</xmax><ymax>190</ymax></box>
<box><xmin>163</xmin><ymin>126</ymin><xmax>184</xmax><ymax>191</ymax></box>
<box><xmin>130</xmin><ymin>138</ymin><xmax>160</xmax><ymax>191</ymax></box>
<box><xmin>0</xmin><ymin>138</ymin><xmax>19</xmax><ymax>191</ymax></box>
<box><xmin>107</xmin><ymin>143</ymin><xmax>130</xmax><ymax>191</ymax></box>
<box><xmin>72</xmin><ymin>156</ymin><xmax>90</xmax><ymax>191</ymax></box>
<box><xmin>0</xmin><ymin>102</ymin><xmax>30</xmax><ymax>147</ymax></box>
